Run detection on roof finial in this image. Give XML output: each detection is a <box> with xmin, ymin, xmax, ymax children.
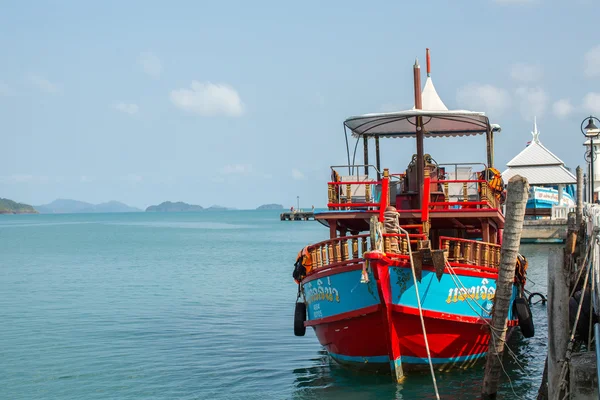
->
<box><xmin>532</xmin><ymin>116</ymin><xmax>540</xmax><ymax>144</ymax></box>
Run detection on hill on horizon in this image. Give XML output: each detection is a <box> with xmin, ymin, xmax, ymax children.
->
<box><xmin>0</xmin><ymin>198</ymin><xmax>38</xmax><ymax>214</ymax></box>
<box><xmin>35</xmin><ymin>199</ymin><xmax>142</xmax><ymax>214</ymax></box>
<box><xmin>146</xmin><ymin>201</ymin><xmax>204</xmax><ymax>212</ymax></box>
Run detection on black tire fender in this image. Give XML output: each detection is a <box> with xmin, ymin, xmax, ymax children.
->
<box><xmin>294</xmin><ymin>302</ymin><xmax>307</xmax><ymax>337</ymax></box>
<box><xmin>514</xmin><ymin>297</ymin><xmax>535</xmax><ymax>338</ymax></box>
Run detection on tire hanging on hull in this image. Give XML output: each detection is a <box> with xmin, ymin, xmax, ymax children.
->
<box><xmin>294</xmin><ymin>302</ymin><xmax>307</xmax><ymax>336</ymax></box>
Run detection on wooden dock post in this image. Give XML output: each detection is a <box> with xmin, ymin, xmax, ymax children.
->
<box><xmin>547</xmin><ymin>248</ymin><xmax>569</xmax><ymax>400</ymax></box>
<box><xmin>577</xmin><ymin>166</ymin><xmax>583</xmax><ymax>227</ymax></box>
<box><xmin>481</xmin><ymin>175</ymin><xmax>528</xmax><ymax>399</ymax></box>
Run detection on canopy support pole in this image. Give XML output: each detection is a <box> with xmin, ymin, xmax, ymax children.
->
<box><xmin>363</xmin><ymin>136</ymin><xmax>369</xmax><ymax>176</ymax></box>
<box><xmin>486</xmin><ymin>127</ymin><xmax>493</xmax><ymax>169</ymax></box>
<box><xmin>414</xmin><ymin>59</ymin><xmax>424</xmax><ymax>204</ymax></box>
<box><xmin>375</xmin><ymin>137</ymin><xmax>381</xmax><ymax>181</ymax></box>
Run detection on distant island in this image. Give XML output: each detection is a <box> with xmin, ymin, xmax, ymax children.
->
<box><xmin>146</xmin><ymin>201</ymin><xmax>204</xmax><ymax>212</ymax></box>
<box><xmin>0</xmin><ymin>198</ymin><xmax>38</xmax><ymax>214</ymax></box>
<box><xmin>206</xmin><ymin>205</ymin><xmax>236</xmax><ymax>211</ymax></box>
<box><xmin>257</xmin><ymin>204</ymin><xmax>283</xmax><ymax>210</ymax></box>
<box><xmin>35</xmin><ymin>199</ymin><xmax>142</xmax><ymax>214</ymax></box>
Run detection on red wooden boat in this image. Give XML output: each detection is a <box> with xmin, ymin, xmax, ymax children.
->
<box><xmin>292</xmin><ymin>49</ymin><xmax>533</xmax><ymax>381</ymax></box>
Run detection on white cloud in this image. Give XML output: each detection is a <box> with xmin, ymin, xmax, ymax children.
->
<box><xmin>3</xmin><ymin>174</ymin><xmax>33</xmax><ymax>183</ymax></box>
<box><xmin>515</xmin><ymin>87</ymin><xmax>548</xmax><ymax>121</ymax></box>
<box><xmin>28</xmin><ymin>75</ymin><xmax>60</xmax><ymax>93</ymax></box>
<box><xmin>0</xmin><ymin>174</ymin><xmax>52</xmax><ymax>184</ymax></box>
<box><xmin>221</xmin><ymin>164</ymin><xmax>252</xmax><ymax>175</ymax></box>
<box><xmin>583</xmin><ymin>92</ymin><xmax>600</xmax><ymax>114</ymax></box>
<box><xmin>456</xmin><ymin>84</ymin><xmax>510</xmax><ymax>116</ymax></box>
<box><xmin>510</xmin><ymin>63</ymin><xmax>542</xmax><ymax>83</ymax></box>
<box><xmin>114</xmin><ymin>102</ymin><xmax>139</xmax><ymax>114</ymax></box>
<box><xmin>552</xmin><ymin>99</ymin><xmax>574</xmax><ymax>119</ymax></box>
<box><xmin>139</xmin><ymin>52</ymin><xmax>162</xmax><ymax>78</ymax></box>
<box><xmin>292</xmin><ymin>168</ymin><xmax>306</xmax><ymax>180</ymax></box>
<box><xmin>584</xmin><ymin>45</ymin><xmax>600</xmax><ymax>78</ymax></box>
<box><xmin>170</xmin><ymin>81</ymin><xmax>244</xmax><ymax>117</ymax></box>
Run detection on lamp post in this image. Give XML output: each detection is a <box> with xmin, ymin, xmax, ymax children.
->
<box><xmin>582</xmin><ymin>115</ymin><xmax>600</xmax><ymax>203</ymax></box>
<box><xmin>297</xmin><ymin>196</ymin><xmax>300</xmax><ymax>212</ymax></box>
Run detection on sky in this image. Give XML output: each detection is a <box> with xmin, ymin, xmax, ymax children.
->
<box><xmin>1</xmin><ymin>0</ymin><xmax>600</xmax><ymax>209</ymax></box>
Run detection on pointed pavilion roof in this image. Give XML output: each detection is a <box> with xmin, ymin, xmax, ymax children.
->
<box><xmin>502</xmin><ymin>118</ymin><xmax>576</xmax><ymax>185</ymax></box>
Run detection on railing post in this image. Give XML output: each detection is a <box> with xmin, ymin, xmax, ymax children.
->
<box><xmin>352</xmin><ymin>237</ymin><xmax>359</xmax><ymax>259</ymax></box>
<box><xmin>346</xmin><ymin>183</ymin><xmax>352</xmax><ymax>208</ymax></box>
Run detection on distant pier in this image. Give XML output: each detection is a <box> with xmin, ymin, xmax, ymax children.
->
<box><xmin>280</xmin><ymin>211</ymin><xmax>315</xmax><ymax>221</ymax></box>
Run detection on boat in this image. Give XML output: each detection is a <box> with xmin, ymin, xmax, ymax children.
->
<box><xmin>526</xmin><ymin>186</ymin><xmax>575</xmax><ymax>219</ymax></box>
<box><xmin>291</xmin><ymin>49</ymin><xmax>533</xmax><ymax>381</ymax></box>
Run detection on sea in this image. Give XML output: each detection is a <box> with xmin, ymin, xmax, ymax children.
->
<box><xmin>1</xmin><ymin>211</ymin><xmax>551</xmax><ymax>399</ymax></box>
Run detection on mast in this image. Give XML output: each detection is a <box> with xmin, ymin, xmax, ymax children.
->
<box><xmin>414</xmin><ymin>57</ymin><xmax>424</xmax><ymax>203</ymax></box>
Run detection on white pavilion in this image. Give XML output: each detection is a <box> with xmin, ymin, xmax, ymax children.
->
<box><xmin>501</xmin><ymin>118</ymin><xmax>576</xmax><ymax>217</ymax></box>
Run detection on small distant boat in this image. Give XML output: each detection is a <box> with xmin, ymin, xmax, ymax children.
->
<box><xmin>291</xmin><ymin>49</ymin><xmax>533</xmax><ymax>381</ymax></box>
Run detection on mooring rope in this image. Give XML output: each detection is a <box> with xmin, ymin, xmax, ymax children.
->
<box><xmin>399</xmin><ymin>226</ymin><xmax>440</xmax><ymax>400</ymax></box>
<box><xmin>444</xmin><ymin>262</ymin><xmax>527</xmax><ymax>373</ymax></box>
<box><xmin>554</xmin><ymin>236</ymin><xmax>595</xmax><ymax>400</ymax></box>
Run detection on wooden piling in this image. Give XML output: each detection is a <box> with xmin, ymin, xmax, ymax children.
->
<box><xmin>547</xmin><ymin>247</ymin><xmax>569</xmax><ymax>400</ymax></box>
<box><xmin>481</xmin><ymin>175</ymin><xmax>529</xmax><ymax>399</ymax></box>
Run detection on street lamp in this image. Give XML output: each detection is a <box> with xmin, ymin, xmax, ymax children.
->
<box><xmin>582</xmin><ymin>115</ymin><xmax>600</xmax><ymax>202</ymax></box>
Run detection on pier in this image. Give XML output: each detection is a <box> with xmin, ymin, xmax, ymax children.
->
<box><xmin>280</xmin><ymin>211</ymin><xmax>315</xmax><ymax>221</ymax></box>
<box><xmin>521</xmin><ymin>206</ymin><xmax>573</xmax><ymax>243</ymax></box>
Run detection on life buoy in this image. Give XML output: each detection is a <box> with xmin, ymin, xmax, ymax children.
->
<box><xmin>478</xmin><ymin>167</ymin><xmax>506</xmax><ymax>204</ymax></box>
<box><xmin>292</xmin><ymin>246</ymin><xmax>313</xmax><ymax>283</ymax></box>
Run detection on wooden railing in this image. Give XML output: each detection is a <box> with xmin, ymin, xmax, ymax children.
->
<box><xmin>439</xmin><ymin>236</ymin><xmax>501</xmax><ymax>269</ymax></box>
<box><xmin>382</xmin><ymin>232</ymin><xmax>428</xmax><ymax>255</ymax></box>
<box><xmin>308</xmin><ymin>234</ymin><xmax>371</xmax><ymax>270</ymax></box>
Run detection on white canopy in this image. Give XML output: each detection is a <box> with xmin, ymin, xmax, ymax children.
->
<box><xmin>344</xmin><ymin>77</ymin><xmax>494</xmax><ymax>138</ymax></box>
<box><xmin>345</xmin><ymin>109</ymin><xmax>492</xmax><ymax>138</ymax></box>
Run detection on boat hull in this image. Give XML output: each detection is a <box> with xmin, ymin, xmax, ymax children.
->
<box><xmin>301</xmin><ymin>257</ymin><xmax>519</xmax><ymax>373</ymax></box>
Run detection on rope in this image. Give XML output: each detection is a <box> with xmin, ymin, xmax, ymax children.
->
<box><xmin>554</xmin><ymin>238</ymin><xmax>594</xmax><ymax>400</ymax></box>
<box><xmin>399</xmin><ymin>226</ymin><xmax>440</xmax><ymax>400</ymax></box>
<box><xmin>444</xmin><ymin>262</ymin><xmax>527</xmax><ymax>373</ymax></box>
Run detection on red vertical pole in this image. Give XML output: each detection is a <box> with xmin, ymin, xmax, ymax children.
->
<box><xmin>379</xmin><ymin>169</ymin><xmax>389</xmax><ymax>222</ymax></box>
<box><xmin>422</xmin><ymin>176</ymin><xmax>430</xmax><ymax>223</ymax></box>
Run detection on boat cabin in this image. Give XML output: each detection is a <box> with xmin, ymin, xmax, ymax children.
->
<box><xmin>313</xmin><ymin>54</ymin><xmax>505</xmax><ymax>270</ymax></box>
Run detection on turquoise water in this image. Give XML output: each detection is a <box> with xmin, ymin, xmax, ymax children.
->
<box><xmin>1</xmin><ymin>211</ymin><xmax>550</xmax><ymax>399</ymax></box>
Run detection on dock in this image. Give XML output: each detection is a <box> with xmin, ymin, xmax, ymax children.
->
<box><xmin>540</xmin><ymin>203</ymin><xmax>599</xmax><ymax>399</ymax></box>
<box><xmin>521</xmin><ymin>206</ymin><xmax>571</xmax><ymax>243</ymax></box>
<box><xmin>280</xmin><ymin>211</ymin><xmax>315</xmax><ymax>221</ymax></box>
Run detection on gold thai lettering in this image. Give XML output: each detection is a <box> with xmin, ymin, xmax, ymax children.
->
<box><xmin>445</xmin><ymin>279</ymin><xmax>496</xmax><ymax>304</ymax></box>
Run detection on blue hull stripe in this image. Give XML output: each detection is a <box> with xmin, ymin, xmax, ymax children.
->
<box><xmin>329</xmin><ymin>352</ymin><xmax>487</xmax><ymax>365</ymax></box>
<box><xmin>329</xmin><ymin>352</ymin><xmax>389</xmax><ymax>364</ymax></box>
<box><xmin>399</xmin><ymin>352</ymin><xmax>487</xmax><ymax>364</ymax></box>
